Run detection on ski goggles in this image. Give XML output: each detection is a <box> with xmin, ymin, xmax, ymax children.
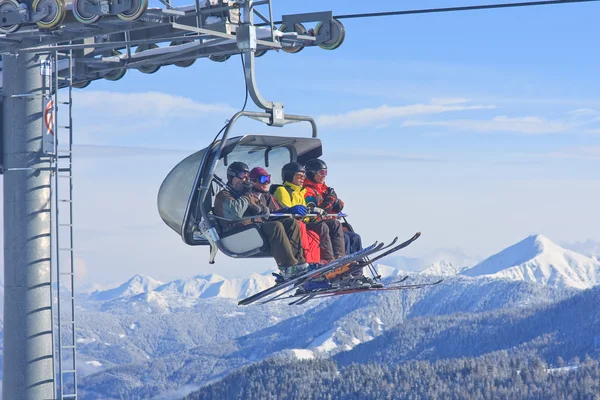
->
<box><xmin>252</xmin><ymin>174</ymin><xmax>271</xmax><ymax>184</ymax></box>
<box><xmin>314</xmin><ymin>169</ymin><xmax>327</xmax><ymax>177</ymax></box>
<box><xmin>294</xmin><ymin>172</ymin><xmax>306</xmax><ymax>179</ymax></box>
<box><xmin>233</xmin><ymin>171</ymin><xmax>249</xmax><ymax>179</ymax></box>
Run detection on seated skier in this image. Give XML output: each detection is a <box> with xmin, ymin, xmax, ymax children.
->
<box><xmin>273</xmin><ymin>162</ymin><xmax>346</xmax><ymax>264</ymax></box>
<box><xmin>213</xmin><ymin>161</ymin><xmax>309</xmax><ymax>280</ymax></box>
<box><xmin>304</xmin><ymin>158</ymin><xmax>375</xmax><ymax>285</ymax></box>
<box><xmin>248</xmin><ymin>166</ymin><xmax>321</xmax><ymax>265</ymax></box>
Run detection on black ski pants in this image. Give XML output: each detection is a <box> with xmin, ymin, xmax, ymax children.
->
<box><xmin>306</xmin><ymin>219</ymin><xmax>346</xmax><ymax>262</ymax></box>
<box><xmin>261</xmin><ymin>218</ymin><xmax>306</xmax><ymax>268</ymax></box>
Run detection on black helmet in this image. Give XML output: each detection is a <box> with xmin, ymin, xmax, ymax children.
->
<box><xmin>305</xmin><ymin>158</ymin><xmax>327</xmax><ymax>181</ymax></box>
<box><xmin>281</xmin><ymin>162</ymin><xmax>305</xmax><ymax>183</ymax></box>
<box><xmin>227</xmin><ymin>161</ymin><xmax>250</xmax><ymax>183</ymax></box>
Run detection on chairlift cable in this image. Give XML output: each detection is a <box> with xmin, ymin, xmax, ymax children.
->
<box><xmin>332</xmin><ymin>0</ymin><xmax>600</xmax><ymax>20</ymax></box>
<box><xmin>264</xmin><ymin>0</ymin><xmax>600</xmax><ymax>25</ymax></box>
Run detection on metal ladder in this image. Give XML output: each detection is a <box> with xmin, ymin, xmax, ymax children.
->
<box><xmin>48</xmin><ymin>47</ymin><xmax>79</xmax><ymax>400</ymax></box>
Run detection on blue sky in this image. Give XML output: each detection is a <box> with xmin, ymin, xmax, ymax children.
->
<box><xmin>4</xmin><ymin>0</ymin><xmax>600</xmax><ymax>288</ymax></box>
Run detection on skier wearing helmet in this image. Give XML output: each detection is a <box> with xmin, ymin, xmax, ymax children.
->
<box><xmin>248</xmin><ymin>166</ymin><xmax>321</xmax><ymax>265</ymax></box>
<box><xmin>304</xmin><ymin>158</ymin><xmax>374</xmax><ymax>283</ymax></box>
<box><xmin>273</xmin><ymin>162</ymin><xmax>346</xmax><ymax>263</ymax></box>
<box><xmin>213</xmin><ymin>161</ymin><xmax>309</xmax><ymax>279</ymax></box>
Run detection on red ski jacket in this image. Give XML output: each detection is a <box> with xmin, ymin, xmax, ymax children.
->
<box><xmin>303</xmin><ymin>178</ymin><xmax>344</xmax><ymax>213</ymax></box>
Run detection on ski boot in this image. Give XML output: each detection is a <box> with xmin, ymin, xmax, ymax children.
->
<box><xmin>296</xmin><ymin>279</ymin><xmax>331</xmax><ymax>295</ymax></box>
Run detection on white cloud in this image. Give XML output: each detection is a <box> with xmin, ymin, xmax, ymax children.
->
<box><xmin>73</xmin><ymin>91</ymin><xmax>235</xmax><ymax>119</ymax></box>
<box><xmin>317</xmin><ymin>101</ymin><xmax>496</xmax><ymax>129</ymax></box>
<box><xmin>548</xmin><ymin>146</ymin><xmax>600</xmax><ymax>160</ymax></box>
<box><xmin>403</xmin><ymin>115</ymin><xmax>572</xmax><ymax>134</ymax></box>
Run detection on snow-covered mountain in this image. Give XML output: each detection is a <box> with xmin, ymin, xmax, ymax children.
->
<box><xmin>462</xmin><ymin>234</ymin><xmax>600</xmax><ymax>290</ymax></box>
<box><xmin>89</xmin><ymin>274</ymin><xmax>163</xmax><ymax>301</ymax></box>
<box><xmin>421</xmin><ymin>261</ymin><xmax>469</xmax><ymax>276</ymax></box>
<box><xmin>93</xmin><ymin>270</ymin><xmax>277</xmax><ymax>312</ymax></box>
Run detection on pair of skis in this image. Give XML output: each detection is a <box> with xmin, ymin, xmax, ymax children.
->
<box><xmin>239</xmin><ymin>232</ymin><xmax>439</xmax><ymax>306</ymax></box>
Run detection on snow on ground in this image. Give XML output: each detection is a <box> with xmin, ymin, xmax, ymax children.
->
<box><xmin>547</xmin><ymin>366</ymin><xmax>580</xmax><ymax>374</ymax></box>
<box><xmin>224</xmin><ymin>312</ymin><xmax>245</xmax><ymax>317</ymax></box>
<box><xmin>310</xmin><ymin>329</ymin><xmax>338</xmax><ymax>353</ymax></box>
<box><xmin>77</xmin><ymin>338</ymin><xmax>96</xmax><ymax>345</ymax></box>
<box><xmin>85</xmin><ymin>360</ymin><xmax>102</xmax><ymax>367</ymax></box>
<box><xmin>129</xmin><ymin>323</ymin><xmax>136</xmax><ymax>329</ymax></box>
<box><xmin>119</xmin><ymin>334</ymin><xmax>126</xmax><ymax>338</ymax></box>
<box><xmin>291</xmin><ymin>349</ymin><xmax>315</xmax><ymax>360</ymax></box>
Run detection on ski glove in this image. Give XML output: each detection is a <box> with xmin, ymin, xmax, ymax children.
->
<box><xmin>325</xmin><ymin>187</ymin><xmax>337</xmax><ymax>197</ymax></box>
<box><xmin>287</xmin><ymin>205</ymin><xmax>307</xmax><ymax>216</ymax></box>
<box><xmin>310</xmin><ymin>206</ymin><xmax>327</xmax><ymax>216</ymax></box>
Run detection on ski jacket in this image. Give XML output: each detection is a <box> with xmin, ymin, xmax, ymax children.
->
<box><xmin>273</xmin><ymin>181</ymin><xmax>307</xmax><ymax>208</ymax></box>
<box><xmin>303</xmin><ymin>178</ymin><xmax>344</xmax><ymax>213</ymax></box>
<box><xmin>251</xmin><ymin>188</ymin><xmax>283</xmax><ymax>212</ymax></box>
<box><xmin>213</xmin><ymin>186</ymin><xmax>269</xmax><ymax>232</ymax></box>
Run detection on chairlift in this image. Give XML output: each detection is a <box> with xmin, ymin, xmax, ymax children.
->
<box><xmin>157</xmin><ymin>110</ymin><xmax>321</xmax><ymax>264</ymax></box>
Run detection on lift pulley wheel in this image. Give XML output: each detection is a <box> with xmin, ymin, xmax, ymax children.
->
<box><xmin>208</xmin><ymin>54</ymin><xmax>230</xmax><ymax>62</ymax></box>
<box><xmin>0</xmin><ymin>0</ymin><xmax>22</xmax><ymax>33</ymax></box>
<box><xmin>279</xmin><ymin>22</ymin><xmax>307</xmax><ymax>54</ymax></box>
<box><xmin>135</xmin><ymin>43</ymin><xmax>161</xmax><ymax>74</ymax></box>
<box><xmin>72</xmin><ymin>79</ymin><xmax>91</xmax><ymax>88</ymax></box>
<box><xmin>170</xmin><ymin>40</ymin><xmax>196</xmax><ymax>68</ymax></box>
<box><xmin>104</xmin><ymin>49</ymin><xmax>126</xmax><ymax>81</ymax></box>
<box><xmin>314</xmin><ymin>18</ymin><xmax>345</xmax><ymax>50</ymax></box>
<box><xmin>117</xmin><ymin>0</ymin><xmax>147</xmax><ymax>21</ymax></box>
<box><xmin>72</xmin><ymin>0</ymin><xmax>101</xmax><ymax>24</ymax></box>
<box><xmin>33</xmin><ymin>0</ymin><xmax>66</xmax><ymax>29</ymax></box>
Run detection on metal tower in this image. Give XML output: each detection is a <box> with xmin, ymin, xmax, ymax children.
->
<box><xmin>0</xmin><ymin>1</ymin><xmax>345</xmax><ymax>398</ymax></box>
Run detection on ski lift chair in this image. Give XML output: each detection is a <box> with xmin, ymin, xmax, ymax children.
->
<box><xmin>157</xmin><ymin>111</ymin><xmax>321</xmax><ymax>264</ymax></box>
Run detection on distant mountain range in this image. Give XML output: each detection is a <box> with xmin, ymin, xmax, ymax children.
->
<box><xmin>2</xmin><ymin>233</ymin><xmax>599</xmax><ymax>399</ymax></box>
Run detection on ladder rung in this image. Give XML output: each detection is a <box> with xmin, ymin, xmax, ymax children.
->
<box><xmin>59</xmin><ymin>224</ymin><xmax>73</xmax><ymax>227</ymax></box>
<box><xmin>60</xmin><ymin>101</ymin><xmax>71</xmax><ymax>105</ymax></box>
<box><xmin>61</xmin><ymin>369</ymin><xmax>76</xmax><ymax>374</ymax></box>
<box><xmin>57</xmin><ymin>77</ymin><xmax>70</xmax><ymax>82</ymax></box>
<box><xmin>61</xmin><ymin>345</ymin><xmax>76</xmax><ymax>349</ymax></box>
<box><xmin>59</xmin><ymin>199</ymin><xmax>72</xmax><ymax>203</ymax></box>
<box><xmin>61</xmin><ymin>395</ymin><xmax>77</xmax><ymax>399</ymax></box>
<box><xmin>58</xmin><ymin>155</ymin><xmax>72</xmax><ymax>159</ymax></box>
<box><xmin>58</xmin><ymin>125</ymin><xmax>71</xmax><ymax>129</ymax></box>
<box><xmin>57</xmin><ymin>175</ymin><xmax>72</xmax><ymax>178</ymax></box>
<box><xmin>58</xmin><ymin>248</ymin><xmax>73</xmax><ymax>251</ymax></box>
<box><xmin>60</xmin><ymin>272</ymin><xmax>74</xmax><ymax>275</ymax></box>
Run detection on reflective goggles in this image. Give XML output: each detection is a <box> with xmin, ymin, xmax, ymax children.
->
<box><xmin>294</xmin><ymin>172</ymin><xmax>306</xmax><ymax>179</ymax></box>
<box><xmin>234</xmin><ymin>171</ymin><xmax>249</xmax><ymax>179</ymax></box>
<box><xmin>315</xmin><ymin>169</ymin><xmax>327</xmax><ymax>177</ymax></box>
<box><xmin>253</xmin><ymin>174</ymin><xmax>271</xmax><ymax>184</ymax></box>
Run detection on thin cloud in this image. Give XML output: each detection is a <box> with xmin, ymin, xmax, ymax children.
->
<box><xmin>403</xmin><ymin>116</ymin><xmax>572</xmax><ymax>134</ymax></box>
<box><xmin>327</xmin><ymin>150</ymin><xmax>446</xmax><ymax>164</ymax></box>
<box><xmin>73</xmin><ymin>144</ymin><xmax>192</xmax><ymax>158</ymax></box>
<box><xmin>548</xmin><ymin>146</ymin><xmax>600</xmax><ymax>160</ymax></box>
<box><xmin>317</xmin><ymin>101</ymin><xmax>496</xmax><ymax>129</ymax></box>
<box><xmin>73</xmin><ymin>91</ymin><xmax>235</xmax><ymax>119</ymax></box>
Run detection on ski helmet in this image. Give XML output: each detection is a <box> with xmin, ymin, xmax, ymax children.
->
<box><xmin>281</xmin><ymin>162</ymin><xmax>305</xmax><ymax>183</ymax></box>
<box><xmin>305</xmin><ymin>158</ymin><xmax>327</xmax><ymax>180</ymax></box>
<box><xmin>226</xmin><ymin>161</ymin><xmax>250</xmax><ymax>183</ymax></box>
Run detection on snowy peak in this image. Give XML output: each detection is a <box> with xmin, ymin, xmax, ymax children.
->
<box><xmin>97</xmin><ymin>271</ymin><xmax>276</xmax><ymax>311</ymax></box>
<box><xmin>462</xmin><ymin>234</ymin><xmax>600</xmax><ymax>290</ymax></box>
<box><xmin>421</xmin><ymin>261</ymin><xmax>469</xmax><ymax>276</ymax></box>
<box><xmin>89</xmin><ymin>274</ymin><xmax>163</xmax><ymax>301</ymax></box>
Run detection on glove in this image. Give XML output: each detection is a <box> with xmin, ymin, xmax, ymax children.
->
<box><xmin>325</xmin><ymin>187</ymin><xmax>337</xmax><ymax>197</ymax></box>
<box><xmin>310</xmin><ymin>206</ymin><xmax>327</xmax><ymax>216</ymax></box>
<box><xmin>287</xmin><ymin>205</ymin><xmax>307</xmax><ymax>216</ymax></box>
<box><xmin>332</xmin><ymin>198</ymin><xmax>344</xmax><ymax>212</ymax></box>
